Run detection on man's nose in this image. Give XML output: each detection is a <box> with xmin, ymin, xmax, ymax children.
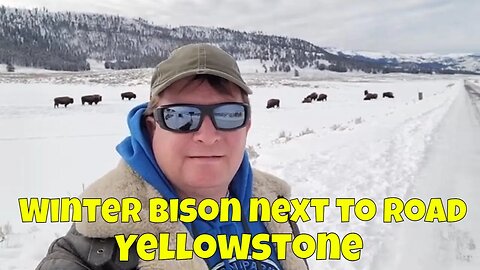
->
<box><xmin>193</xmin><ymin>115</ymin><xmax>220</xmax><ymax>144</ymax></box>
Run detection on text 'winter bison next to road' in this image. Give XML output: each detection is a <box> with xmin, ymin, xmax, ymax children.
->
<box><xmin>317</xmin><ymin>94</ymin><xmax>327</xmax><ymax>101</ymax></box>
<box><xmin>383</xmin><ymin>92</ymin><xmax>395</xmax><ymax>98</ymax></box>
<box><xmin>81</xmin><ymin>94</ymin><xmax>102</xmax><ymax>105</ymax></box>
<box><xmin>121</xmin><ymin>91</ymin><xmax>137</xmax><ymax>100</ymax></box>
<box><xmin>54</xmin><ymin>96</ymin><xmax>74</xmax><ymax>108</ymax></box>
<box><xmin>266</xmin><ymin>99</ymin><xmax>280</xmax><ymax>109</ymax></box>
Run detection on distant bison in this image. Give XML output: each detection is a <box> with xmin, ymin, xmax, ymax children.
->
<box><xmin>121</xmin><ymin>91</ymin><xmax>137</xmax><ymax>100</ymax></box>
<box><xmin>306</xmin><ymin>92</ymin><xmax>318</xmax><ymax>101</ymax></box>
<box><xmin>383</xmin><ymin>92</ymin><xmax>394</xmax><ymax>98</ymax></box>
<box><xmin>81</xmin><ymin>94</ymin><xmax>102</xmax><ymax>105</ymax></box>
<box><xmin>364</xmin><ymin>93</ymin><xmax>378</xmax><ymax>100</ymax></box>
<box><xmin>54</xmin><ymin>96</ymin><xmax>74</xmax><ymax>108</ymax></box>
<box><xmin>317</xmin><ymin>94</ymin><xmax>328</xmax><ymax>101</ymax></box>
<box><xmin>266</xmin><ymin>98</ymin><xmax>280</xmax><ymax>109</ymax></box>
<box><xmin>302</xmin><ymin>97</ymin><xmax>313</xmax><ymax>103</ymax></box>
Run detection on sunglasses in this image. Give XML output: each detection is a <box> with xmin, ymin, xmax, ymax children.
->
<box><xmin>153</xmin><ymin>102</ymin><xmax>250</xmax><ymax>133</ymax></box>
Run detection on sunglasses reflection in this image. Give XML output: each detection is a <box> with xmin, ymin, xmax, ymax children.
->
<box><xmin>179</xmin><ymin>119</ymin><xmax>194</xmax><ymax>131</ymax></box>
<box><xmin>158</xmin><ymin>103</ymin><xmax>248</xmax><ymax>132</ymax></box>
<box><xmin>165</xmin><ymin>110</ymin><xmax>196</xmax><ymax>131</ymax></box>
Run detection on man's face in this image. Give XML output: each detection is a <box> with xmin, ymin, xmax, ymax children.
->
<box><xmin>146</xmin><ymin>77</ymin><xmax>250</xmax><ymax>199</ymax></box>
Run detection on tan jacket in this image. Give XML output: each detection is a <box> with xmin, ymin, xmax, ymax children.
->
<box><xmin>38</xmin><ymin>160</ymin><xmax>309</xmax><ymax>270</ymax></box>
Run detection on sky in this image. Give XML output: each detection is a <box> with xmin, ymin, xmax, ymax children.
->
<box><xmin>0</xmin><ymin>0</ymin><xmax>479</xmax><ymax>55</ymax></box>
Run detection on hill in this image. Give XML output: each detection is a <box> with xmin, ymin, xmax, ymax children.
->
<box><xmin>0</xmin><ymin>6</ymin><xmax>478</xmax><ymax>75</ymax></box>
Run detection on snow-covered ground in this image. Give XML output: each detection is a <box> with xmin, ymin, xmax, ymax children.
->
<box><xmin>0</xmin><ymin>66</ymin><xmax>479</xmax><ymax>270</ymax></box>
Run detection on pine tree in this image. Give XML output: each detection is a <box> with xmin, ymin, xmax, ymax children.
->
<box><xmin>6</xmin><ymin>62</ymin><xmax>14</xmax><ymax>72</ymax></box>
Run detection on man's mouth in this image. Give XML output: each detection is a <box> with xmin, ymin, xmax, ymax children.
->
<box><xmin>189</xmin><ymin>156</ymin><xmax>224</xmax><ymax>158</ymax></box>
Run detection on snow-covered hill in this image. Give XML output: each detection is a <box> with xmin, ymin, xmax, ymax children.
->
<box><xmin>326</xmin><ymin>47</ymin><xmax>480</xmax><ymax>73</ymax></box>
<box><xmin>1</xmin><ymin>5</ymin><xmax>479</xmax><ymax>75</ymax></box>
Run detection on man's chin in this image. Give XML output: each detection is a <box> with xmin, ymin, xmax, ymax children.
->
<box><xmin>184</xmin><ymin>173</ymin><xmax>230</xmax><ymax>190</ymax></box>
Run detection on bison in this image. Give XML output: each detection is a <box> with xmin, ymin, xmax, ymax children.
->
<box><xmin>121</xmin><ymin>91</ymin><xmax>137</xmax><ymax>100</ymax></box>
<box><xmin>54</xmin><ymin>96</ymin><xmax>74</xmax><ymax>108</ymax></box>
<box><xmin>364</xmin><ymin>93</ymin><xmax>378</xmax><ymax>100</ymax></box>
<box><xmin>302</xmin><ymin>97</ymin><xmax>313</xmax><ymax>103</ymax></box>
<box><xmin>266</xmin><ymin>98</ymin><xmax>280</xmax><ymax>109</ymax></box>
<box><xmin>306</xmin><ymin>92</ymin><xmax>318</xmax><ymax>101</ymax></box>
<box><xmin>81</xmin><ymin>94</ymin><xmax>102</xmax><ymax>105</ymax></box>
<box><xmin>317</xmin><ymin>94</ymin><xmax>328</xmax><ymax>101</ymax></box>
<box><xmin>383</xmin><ymin>92</ymin><xmax>394</xmax><ymax>98</ymax></box>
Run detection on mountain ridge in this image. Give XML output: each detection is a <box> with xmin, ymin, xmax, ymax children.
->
<box><xmin>0</xmin><ymin>5</ymin><xmax>478</xmax><ymax>75</ymax></box>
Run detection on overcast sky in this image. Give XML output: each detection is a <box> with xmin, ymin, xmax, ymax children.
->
<box><xmin>1</xmin><ymin>0</ymin><xmax>479</xmax><ymax>54</ymax></box>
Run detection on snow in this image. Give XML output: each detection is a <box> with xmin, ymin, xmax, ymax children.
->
<box><xmin>87</xmin><ymin>58</ymin><xmax>108</xmax><ymax>71</ymax></box>
<box><xmin>0</xmin><ymin>64</ymin><xmax>66</xmax><ymax>74</ymax></box>
<box><xmin>324</xmin><ymin>47</ymin><xmax>474</xmax><ymax>62</ymax></box>
<box><xmin>238</xmin><ymin>59</ymin><xmax>265</xmax><ymax>74</ymax></box>
<box><xmin>324</xmin><ymin>47</ymin><xmax>480</xmax><ymax>73</ymax></box>
<box><xmin>0</xmin><ymin>69</ymin><xmax>479</xmax><ymax>270</ymax></box>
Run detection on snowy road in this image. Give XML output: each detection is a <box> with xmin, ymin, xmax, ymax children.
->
<box><xmin>465</xmin><ymin>81</ymin><xmax>480</xmax><ymax>120</ymax></box>
<box><xmin>371</xmin><ymin>81</ymin><xmax>480</xmax><ymax>270</ymax></box>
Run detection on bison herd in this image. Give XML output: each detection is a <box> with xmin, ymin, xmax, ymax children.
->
<box><xmin>55</xmin><ymin>89</ymin><xmax>396</xmax><ymax>110</ymax></box>
<box><xmin>363</xmin><ymin>90</ymin><xmax>395</xmax><ymax>100</ymax></box>
<box><xmin>301</xmin><ymin>92</ymin><xmax>328</xmax><ymax>103</ymax></box>
<box><xmin>267</xmin><ymin>91</ymin><xmax>329</xmax><ymax>108</ymax></box>
<box><xmin>53</xmin><ymin>91</ymin><xmax>137</xmax><ymax>108</ymax></box>
<box><xmin>266</xmin><ymin>90</ymin><xmax>396</xmax><ymax>109</ymax></box>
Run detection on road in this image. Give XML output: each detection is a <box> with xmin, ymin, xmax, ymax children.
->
<box><xmin>371</xmin><ymin>80</ymin><xmax>480</xmax><ymax>270</ymax></box>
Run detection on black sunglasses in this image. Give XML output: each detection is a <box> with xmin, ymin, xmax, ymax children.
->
<box><xmin>153</xmin><ymin>102</ymin><xmax>250</xmax><ymax>133</ymax></box>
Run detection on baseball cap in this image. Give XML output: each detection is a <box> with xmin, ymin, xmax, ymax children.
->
<box><xmin>150</xmin><ymin>43</ymin><xmax>252</xmax><ymax>98</ymax></box>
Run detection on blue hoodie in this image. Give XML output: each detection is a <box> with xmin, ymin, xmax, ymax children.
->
<box><xmin>116</xmin><ymin>103</ymin><xmax>282</xmax><ymax>270</ymax></box>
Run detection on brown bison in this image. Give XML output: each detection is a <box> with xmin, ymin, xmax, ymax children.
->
<box><xmin>364</xmin><ymin>93</ymin><xmax>378</xmax><ymax>100</ymax></box>
<box><xmin>54</xmin><ymin>96</ymin><xmax>74</xmax><ymax>108</ymax></box>
<box><xmin>317</xmin><ymin>94</ymin><xmax>328</xmax><ymax>101</ymax></box>
<box><xmin>266</xmin><ymin>98</ymin><xmax>280</xmax><ymax>109</ymax></box>
<box><xmin>302</xmin><ymin>97</ymin><xmax>313</xmax><ymax>103</ymax></box>
<box><xmin>306</xmin><ymin>92</ymin><xmax>318</xmax><ymax>101</ymax></box>
<box><xmin>81</xmin><ymin>94</ymin><xmax>102</xmax><ymax>105</ymax></box>
<box><xmin>121</xmin><ymin>91</ymin><xmax>137</xmax><ymax>100</ymax></box>
<box><xmin>383</xmin><ymin>92</ymin><xmax>394</xmax><ymax>98</ymax></box>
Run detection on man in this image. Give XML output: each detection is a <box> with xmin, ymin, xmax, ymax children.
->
<box><xmin>36</xmin><ymin>43</ymin><xmax>309</xmax><ymax>270</ymax></box>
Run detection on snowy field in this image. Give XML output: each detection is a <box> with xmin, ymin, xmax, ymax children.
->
<box><xmin>0</xmin><ymin>65</ymin><xmax>479</xmax><ymax>270</ymax></box>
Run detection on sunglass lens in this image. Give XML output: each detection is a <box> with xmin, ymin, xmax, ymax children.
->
<box><xmin>163</xmin><ymin>106</ymin><xmax>201</xmax><ymax>131</ymax></box>
<box><xmin>213</xmin><ymin>104</ymin><xmax>246</xmax><ymax>130</ymax></box>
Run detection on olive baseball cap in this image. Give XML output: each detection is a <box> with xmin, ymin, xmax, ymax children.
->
<box><xmin>150</xmin><ymin>43</ymin><xmax>252</xmax><ymax>98</ymax></box>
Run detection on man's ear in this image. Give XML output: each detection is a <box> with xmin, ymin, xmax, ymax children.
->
<box><xmin>245</xmin><ymin>118</ymin><xmax>251</xmax><ymax>133</ymax></box>
<box><xmin>145</xmin><ymin>116</ymin><xmax>156</xmax><ymax>140</ymax></box>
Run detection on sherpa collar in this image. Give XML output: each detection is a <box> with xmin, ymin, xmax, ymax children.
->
<box><xmin>75</xmin><ymin>161</ymin><xmax>306</xmax><ymax>270</ymax></box>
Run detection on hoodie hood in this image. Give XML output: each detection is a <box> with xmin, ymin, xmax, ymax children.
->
<box><xmin>116</xmin><ymin>102</ymin><xmax>177</xmax><ymax>199</ymax></box>
<box><xmin>116</xmin><ymin>103</ymin><xmax>257</xmax><ymax>269</ymax></box>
